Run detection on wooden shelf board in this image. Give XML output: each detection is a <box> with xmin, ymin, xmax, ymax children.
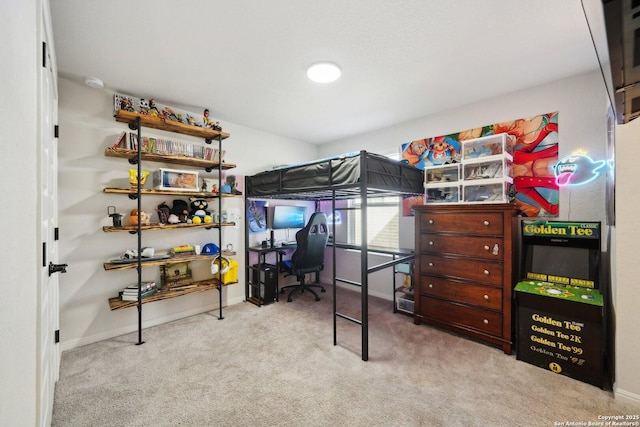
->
<box><xmin>102</xmin><ymin>186</ymin><xmax>241</xmax><ymax>198</ymax></box>
<box><xmin>104</xmin><ymin>147</ymin><xmax>236</xmax><ymax>170</ymax></box>
<box><xmin>104</xmin><ymin>254</ymin><xmax>217</xmax><ymax>271</ymax></box>
<box><xmin>115</xmin><ymin>110</ymin><xmax>230</xmax><ymax>140</ymax></box>
<box><xmin>108</xmin><ymin>278</ymin><xmax>236</xmax><ymax>311</ymax></box>
<box><xmin>102</xmin><ymin>222</ymin><xmax>236</xmax><ymax>233</ymax></box>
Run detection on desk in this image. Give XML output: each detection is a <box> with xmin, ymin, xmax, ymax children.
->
<box><xmin>248</xmin><ymin>243</ymin><xmax>296</xmax><ymax>267</ymax></box>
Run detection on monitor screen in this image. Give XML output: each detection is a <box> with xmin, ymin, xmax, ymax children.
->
<box><xmin>272</xmin><ymin>205</ymin><xmax>307</xmax><ymax>229</ymax></box>
<box><xmin>529</xmin><ymin>245</ymin><xmax>593</xmax><ymax>282</ymax></box>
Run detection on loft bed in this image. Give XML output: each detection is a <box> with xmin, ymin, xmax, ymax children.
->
<box><xmin>245</xmin><ymin>150</ymin><xmax>424</xmax><ymax>361</ymax></box>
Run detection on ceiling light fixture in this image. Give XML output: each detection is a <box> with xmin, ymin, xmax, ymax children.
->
<box><xmin>84</xmin><ymin>76</ymin><xmax>104</xmax><ymax>89</ymax></box>
<box><xmin>306</xmin><ymin>62</ymin><xmax>341</xmax><ymax>83</ymax></box>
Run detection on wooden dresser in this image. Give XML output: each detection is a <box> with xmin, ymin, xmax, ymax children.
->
<box><xmin>413</xmin><ymin>203</ymin><xmax>517</xmax><ymax>354</ymax></box>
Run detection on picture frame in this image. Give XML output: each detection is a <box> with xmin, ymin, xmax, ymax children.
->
<box><xmin>160</xmin><ymin>262</ymin><xmax>193</xmax><ymax>289</ymax></box>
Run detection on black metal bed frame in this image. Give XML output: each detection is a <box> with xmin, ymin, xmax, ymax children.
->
<box><xmin>245</xmin><ymin>151</ymin><xmax>423</xmax><ymax>360</ymax></box>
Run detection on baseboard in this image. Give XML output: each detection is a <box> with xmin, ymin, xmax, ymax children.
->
<box><xmin>60</xmin><ymin>295</ymin><xmax>245</xmax><ymax>351</ymax></box>
<box><xmin>613</xmin><ymin>386</ymin><xmax>640</xmax><ymax>406</ymax></box>
<box><xmin>334</xmin><ymin>282</ymin><xmax>393</xmax><ymax>302</ymax></box>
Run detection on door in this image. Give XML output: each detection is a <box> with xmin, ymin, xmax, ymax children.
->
<box><xmin>39</xmin><ymin>10</ymin><xmax>60</xmax><ymax>426</ymax></box>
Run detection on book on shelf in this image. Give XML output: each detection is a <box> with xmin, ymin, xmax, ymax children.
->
<box><xmin>112</xmin><ymin>131</ymin><xmax>126</xmax><ymax>148</ymax></box>
<box><xmin>121</xmin><ymin>288</ymin><xmax>157</xmax><ymax>301</ymax></box>
<box><xmin>119</xmin><ymin>281</ymin><xmax>156</xmax><ymax>300</ymax></box>
<box><xmin>111</xmin><ymin>131</ymin><xmax>224</xmax><ymax>162</ymax></box>
<box><xmin>162</xmin><ymin>283</ymin><xmax>198</xmax><ymax>292</ymax></box>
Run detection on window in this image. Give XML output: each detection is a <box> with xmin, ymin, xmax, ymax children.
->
<box><xmin>348</xmin><ymin>196</ymin><xmax>400</xmax><ymax>248</ymax></box>
<box><xmin>322</xmin><ymin>152</ymin><xmax>402</xmax><ymax>248</ymax></box>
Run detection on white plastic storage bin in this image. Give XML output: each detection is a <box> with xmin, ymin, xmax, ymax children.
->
<box><xmin>396</xmin><ymin>295</ymin><xmax>415</xmax><ymax>314</ymax></box>
<box><xmin>462</xmin><ymin>157</ymin><xmax>513</xmax><ymax>181</ymax></box>
<box><xmin>462</xmin><ymin>179</ymin><xmax>513</xmax><ymax>203</ymax></box>
<box><xmin>425</xmin><ymin>185</ymin><xmax>460</xmax><ymax>203</ymax></box>
<box><xmin>461</xmin><ymin>133</ymin><xmax>515</xmax><ymax>161</ymax></box>
<box><xmin>153</xmin><ymin>168</ymin><xmax>200</xmax><ymax>191</ymax></box>
<box><xmin>424</xmin><ymin>163</ymin><xmax>460</xmax><ymax>184</ymax></box>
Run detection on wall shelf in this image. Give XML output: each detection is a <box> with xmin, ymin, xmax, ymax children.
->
<box><xmin>102</xmin><ymin>186</ymin><xmax>241</xmax><ymax>198</ymax></box>
<box><xmin>104</xmin><ymin>147</ymin><xmax>236</xmax><ymax>171</ymax></box>
<box><xmin>102</xmin><ymin>222</ymin><xmax>235</xmax><ymax>233</ymax></box>
<box><xmin>114</xmin><ymin>110</ymin><xmax>230</xmax><ymax>140</ymax></box>
<box><xmin>107</xmin><ymin>278</ymin><xmax>236</xmax><ymax>311</ymax></box>
<box><xmin>104</xmin><ymin>254</ymin><xmax>216</xmax><ymax>272</ymax></box>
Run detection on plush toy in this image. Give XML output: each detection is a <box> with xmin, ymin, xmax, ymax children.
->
<box><xmin>169</xmin><ymin>199</ymin><xmax>189</xmax><ymax>223</ymax></box>
<box><xmin>189</xmin><ymin>198</ymin><xmax>212</xmax><ymax>224</ymax></box>
<box><xmin>156</xmin><ymin>202</ymin><xmax>171</xmax><ymax>224</ymax></box>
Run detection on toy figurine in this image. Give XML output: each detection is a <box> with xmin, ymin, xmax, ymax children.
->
<box><xmin>162</xmin><ymin>107</ymin><xmax>181</xmax><ymax>122</ymax></box>
<box><xmin>186</xmin><ymin>114</ymin><xmax>202</xmax><ymax>127</ymax></box>
<box><xmin>139</xmin><ymin>98</ymin><xmax>149</xmax><ymax>115</ymax></box>
<box><xmin>119</xmin><ymin>97</ymin><xmax>135</xmax><ymax>112</ymax></box>
<box><xmin>203</xmin><ymin>108</ymin><xmax>222</xmax><ymax>131</ymax></box>
<box><xmin>147</xmin><ymin>99</ymin><xmax>161</xmax><ymax>118</ymax></box>
<box><xmin>203</xmin><ymin>108</ymin><xmax>212</xmax><ymax>127</ymax></box>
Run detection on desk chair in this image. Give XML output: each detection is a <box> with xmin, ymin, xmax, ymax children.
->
<box><xmin>280</xmin><ymin>212</ymin><xmax>329</xmax><ymax>302</ymax></box>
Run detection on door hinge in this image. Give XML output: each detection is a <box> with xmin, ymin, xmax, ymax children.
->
<box><xmin>54</xmin><ymin>227</ymin><xmax>59</xmax><ymax>241</ymax></box>
<box><xmin>42</xmin><ymin>41</ymin><xmax>47</xmax><ymax>68</ymax></box>
<box><xmin>55</xmin><ymin>330</ymin><xmax>60</xmax><ymax>344</ymax></box>
<box><xmin>54</xmin><ymin>125</ymin><xmax>59</xmax><ymax>138</ymax></box>
<box><xmin>42</xmin><ymin>242</ymin><xmax>47</xmax><ymax>267</ymax></box>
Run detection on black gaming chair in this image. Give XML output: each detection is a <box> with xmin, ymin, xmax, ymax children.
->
<box><xmin>280</xmin><ymin>212</ymin><xmax>329</xmax><ymax>302</ymax></box>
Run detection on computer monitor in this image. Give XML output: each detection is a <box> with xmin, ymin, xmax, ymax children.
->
<box><xmin>272</xmin><ymin>205</ymin><xmax>307</xmax><ymax>229</ymax></box>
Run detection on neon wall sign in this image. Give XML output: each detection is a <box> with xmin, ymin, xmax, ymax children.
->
<box><xmin>554</xmin><ymin>150</ymin><xmax>608</xmax><ymax>187</ymax></box>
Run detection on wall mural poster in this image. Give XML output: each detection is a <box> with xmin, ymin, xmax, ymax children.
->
<box><xmin>401</xmin><ymin>112</ymin><xmax>559</xmax><ymax>217</ymax></box>
<box><xmin>402</xmin><ymin>195</ymin><xmax>424</xmax><ymax>217</ymax></box>
<box><xmin>248</xmin><ymin>200</ymin><xmax>267</xmax><ymax>233</ymax></box>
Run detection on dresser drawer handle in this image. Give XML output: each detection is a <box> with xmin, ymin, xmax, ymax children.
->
<box><xmin>429</xmin><ymin>241</ymin><xmax>434</xmax><ymax>246</ymax></box>
<box><xmin>428</xmin><ymin>283</ymin><xmax>434</xmax><ymax>288</ymax></box>
<box><xmin>483</xmin><ymin>319</ymin><xmax>489</xmax><ymax>324</ymax></box>
<box><xmin>484</xmin><ymin>245</ymin><xmax>490</xmax><ymax>251</ymax></box>
<box><xmin>483</xmin><ymin>220</ymin><xmax>490</xmax><ymax>226</ymax></box>
<box><xmin>483</xmin><ymin>294</ymin><xmax>489</xmax><ymax>300</ymax></box>
<box><xmin>428</xmin><ymin>262</ymin><xmax>434</xmax><ymax>267</ymax></box>
<box><xmin>483</xmin><ymin>269</ymin><xmax>489</xmax><ymax>275</ymax></box>
<box><xmin>428</xmin><ymin>219</ymin><xmax>434</xmax><ymax>224</ymax></box>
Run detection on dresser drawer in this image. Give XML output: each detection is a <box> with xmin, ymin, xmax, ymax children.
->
<box><xmin>418</xmin><ymin>211</ymin><xmax>504</xmax><ymax>235</ymax></box>
<box><xmin>420</xmin><ymin>234</ymin><xmax>504</xmax><ymax>259</ymax></box>
<box><xmin>419</xmin><ymin>296</ymin><xmax>502</xmax><ymax>335</ymax></box>
<box><xmin>418</xmin><ymin>275</ymin><xmax>502</xmax><ymax>310</ymax></box>
<box><xmin>419</xmin><ymin>255</ymin><xmax>503</xmax><ymax>285</ymax></box>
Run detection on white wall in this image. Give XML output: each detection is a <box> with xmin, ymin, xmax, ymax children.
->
<box><xmin>57</xmin><ymin>77</ymin><xmax>319</xmax><ymax>349</ymax></box>
<box><xmin>612</xmin><ymin>121</ymin><xmax>640</xmax><ymax>404</ymax></box>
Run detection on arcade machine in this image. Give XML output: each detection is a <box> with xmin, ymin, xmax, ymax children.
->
<box><xmin>514</xmin><ymin>219</ymin><xmax>609</xmax><ymax>389</ymax></box>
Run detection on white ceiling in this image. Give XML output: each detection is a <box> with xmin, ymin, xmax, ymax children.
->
<box><xmin>50</xmin><ymin>0</ymin><xmax>607</xmax><ymax>144</ymax></box>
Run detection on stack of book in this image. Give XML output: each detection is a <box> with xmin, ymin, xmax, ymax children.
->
<box><xmin>120</xmin><ymin>281</ymin><xmax>157</xmax><ymax>301</ymax></box>
<box><xmin>170</xmin><ymin>245</ymin><xmax>196</xmax><ymax>256</ymax></box>
<box><xmin>112</xmin><ymin>132</ymin><xmax>225</xmax><ymax>162</ymax></box>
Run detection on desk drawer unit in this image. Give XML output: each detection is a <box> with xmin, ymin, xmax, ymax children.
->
<box><xmin>413</xmin><ymin>203</ymin><xmax>516</xmax><ymax>354</ymax></box>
